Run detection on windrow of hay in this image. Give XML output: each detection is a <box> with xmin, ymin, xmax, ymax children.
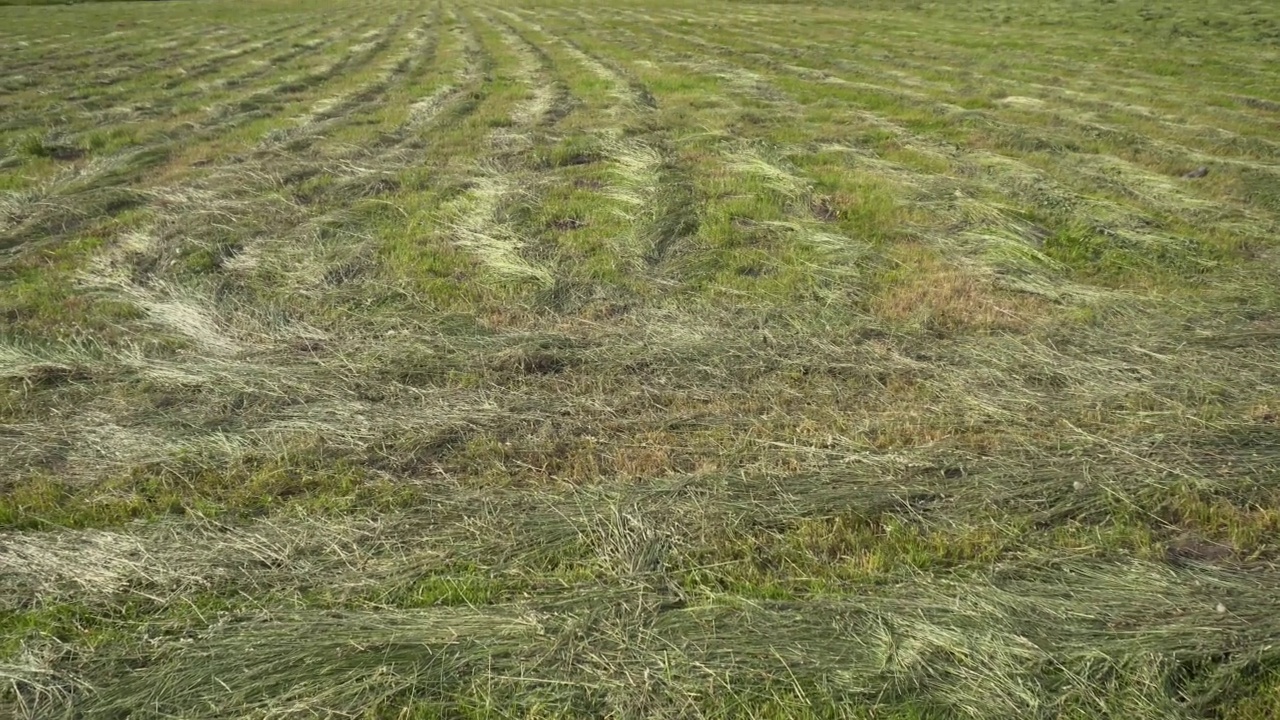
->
<box><xmin>25</xmin><ymin>561</ymin><xmax>1280</xmax><ymax>719</ymax></box>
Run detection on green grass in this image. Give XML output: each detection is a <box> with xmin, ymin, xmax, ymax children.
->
<box><xmin>2</xmin><ymin>0</ymin><xmax>1280</xmax><ymax>717</ymax></box>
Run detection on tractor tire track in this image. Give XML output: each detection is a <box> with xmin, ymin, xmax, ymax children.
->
<box><xmin>498</xmin><ymin>7</ymin><xmax>698</xmax><ymax>277</ymax></box>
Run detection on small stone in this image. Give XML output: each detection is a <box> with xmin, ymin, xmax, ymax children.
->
<box><xmin>1216</xmin><ymin>603</ymin><xmax>1227</xmax><ymax>614</ymax></box>
<box><xmin>1072</xmin><ymin>480</ymin><xmax>1085</xmax><ymax>491</ymax></box>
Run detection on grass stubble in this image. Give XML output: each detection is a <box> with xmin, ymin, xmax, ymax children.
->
<box><xmin>2</xmin><ymin>0</ymin><xmax>1280</xmax><ymax>717</ymax></box>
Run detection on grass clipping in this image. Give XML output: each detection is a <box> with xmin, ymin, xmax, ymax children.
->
<box><xmin>11</xmin><ymin>559</ymin><xmax>1270</xmax><ymax>719</ymax></box>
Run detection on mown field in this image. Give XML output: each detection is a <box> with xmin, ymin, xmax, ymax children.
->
<box><xmin>2</xmin><ymin>0</ymin><xmax>1280</xmax><ymax>717</ymax></box>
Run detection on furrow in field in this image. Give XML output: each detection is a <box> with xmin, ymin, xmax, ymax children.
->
<box><xmin>500</xmin><ymin>7</ymin><xmax>654</xmax><ymax>113</ymax></box>
<box><xmin>5</xmin><ymin>20</ymin><xmax>323</xmax><ymax>142</ymax></box>
<box><xmin>0</xmin><ymin>11</ymin><xmax>497</xmax><ymax>482</ymax></box>
<box><xmin>262</xmin><ymin>15</ymin><xmax>411</xmax><ymax>109</ymax></box>
<box><xmin>213</xmin><ymin>10</ymin><xmax>489</xmax><ymax>300</ymax></box>
<box><xmin>0</xmin><ymin>350</ymin><xmax>507</xmax><ymax>485</ymax></box>
<box><xmin>2</xmin><ymin>22</ymin><xmax>217</xmax><ymax>83</ymax></box>
<box><xmin>69</xmin><ymin>11</ymin><xmax>437</xmax><ymax>316</ymax></box>
<box><xmin>401</xmin><ymin>20</ymin><xmax>484</xmax><ymax>132</ymax></box>
<box><xmin>537</xmin><ymin>11</ymin><xmax>878</xmax><ymax>296</ymax></box>
<box><xmin>0</xmin><ymin>14</ymin><xmax>405</xmax><ymax>252</ymax></box>
<box><xmin>294</xmin><ymin>6</ymin><xmax>487</xmax><ymax>176</ymax></box>
<box><xmin>92</xmin><ymin>566</ymin><xmax>1279</xmax><ymax>719</ymax></box>
<box><xmin>0</xmin><ymin>13</ymin><xmax>366</xmax><ymax>154</ymax></box>
<box><xmin>179</xmin><ymin>15</ymin><xmax>374</xmax><ymax>103</ymax></box>
<box><xmin>665</xmin><ymin>11</ymin><xmax>1280</xmax><ymax>236</ymax></box>
<box><xmin>482</xmin><ymin>12</ymin><xmax>573</xmax><ymax>133</ymax></box>
<box><xmin>158</xmin><ymin>18</ymin><xmax>315</xmax><ymax>91</ymax></box>
<box><xmin>572</xmin><ymin>11</ymin><xmax>1264</xmax><ymax>303</ymax></box>
<box><xmin>83</xmin><ymin>28</ymin><xmax>238</xmax><ymax>84</ymax></box>
<box><xmin>403</xmin><ymin>7</ymin><xmax>574</xmax><ymax>288</ymax></box>
<box><xmin>680</xmin><ymin>10</ymin><xmax>1280</xmax><ymax>189</ymax></box>
<box><xmin>0</xmin><ymin>7</ymin><xmax>614</xmax><ymax>475</ymax></box>
<box><xmin>1</xmin><ymin>39</ymin><xmax>215</xmax><ymax>112</ymax></box>
<box><xmin>31</xmin><ymin>27</ymin><xmax>322</xmax><ymax>126</ymax></box>
<box><xmin>40</xmin><ymin>27</ymin><xmax>238</xmax><ymax>108</ymax></box>
<box><xmin>663</xmin><ymin>9</ymin><xmax>1280</xmax><ymax>181</ymax></box>
<box><xmin>0</xmin><ymin>9</ymin><xmax>501</xmax><ymax>476</ymax></box>
<box><xmin>495</xmin><ymin>7</ymin><xmax>702</xmax><ymax>284</ymax></box>
<box><xmin>264</xmin><ymin>11</ymin><xmax>437</xmax><ymax>152</ymax></box>
<box><xmin>0</xmin><ymin>17</ymin><xmax>346</xmax><ymax>139</ymax></box>
<box><xmin>659</xmin><ymin>3</ymin><xmax>1280</xmax><ymax>183</ymax></box>
<box><xmin>3</xmin><ymin>441</ymin><xmax>1275</xmax><ymax>606</ymax></box>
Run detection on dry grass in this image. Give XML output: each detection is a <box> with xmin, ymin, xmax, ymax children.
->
<box><xmin>873</xmin><ymin>248</ymin><xmax>1049</xmax><ymax>333</ymax></box>
<box><xmin>2</xmin><ymin>0</ymin><xmax>1280</xmax><ymax>717</ymax></box>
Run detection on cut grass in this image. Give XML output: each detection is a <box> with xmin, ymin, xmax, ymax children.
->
<box><xmin>3</xmin><ymin>0</ymin><xmax>1280</xmax><ymax>717</ymax></box>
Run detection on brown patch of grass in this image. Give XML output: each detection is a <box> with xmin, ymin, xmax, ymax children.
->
<box><xmin>872</xmin><ymin>248</ymin><xmax>1049</xmax><ymax>333</ymax></box>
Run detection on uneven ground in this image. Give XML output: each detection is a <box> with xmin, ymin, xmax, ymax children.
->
<box><xmin>2</xmin><ymin>0</ymin><xmax>1280</xmax><ymax>717</ymax></box>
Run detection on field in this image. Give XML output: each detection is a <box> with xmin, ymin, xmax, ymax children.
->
<box><xmin>2</xmin><ymin>0</ymin><xmax>1280</xmax><ymax>716</ymax></box>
